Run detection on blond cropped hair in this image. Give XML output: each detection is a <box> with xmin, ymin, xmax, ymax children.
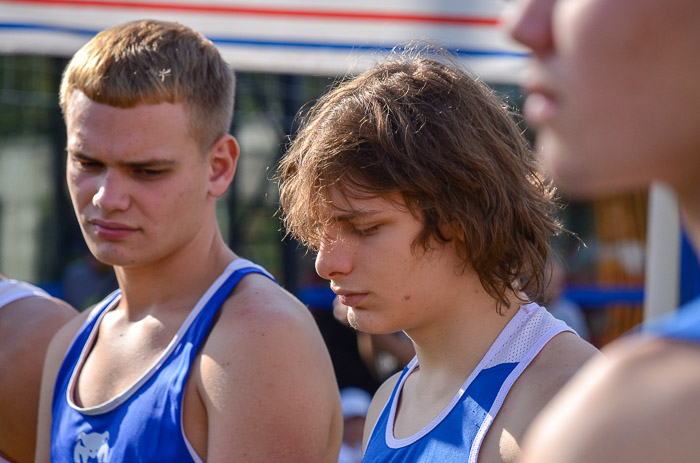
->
<box><xmin>60</xmin><ymin>19</ymin><xmax>234</xmax><ymax>150</ymax></box>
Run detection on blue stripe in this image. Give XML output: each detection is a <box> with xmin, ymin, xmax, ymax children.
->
<box><xmin>0</xmin><ymin>22</ymin><xmax>530</xmax><ymax>59</ymax></box>
<box><xmin>564</xmin><ymin>285</ymin><xmax>645</xmax><ymax>308</ymax></box>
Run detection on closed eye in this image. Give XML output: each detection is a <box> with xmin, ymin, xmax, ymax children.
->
<box><xmin>351</xmin><ymin>224</ymin><xmax>380</xmax><ymax>236</ymax></box>
<box><xmin>73</xmin><ymin>157</ymin><xmax>103</xmax><ymax>171</ymax></box>
<box><xmin>80</xmin><ymin>160</ymin><xmax>102</xmax><ymax>169</ymax></box>
<box><xmin>133</xmin><ymin>167</ymin><xmax>168</xmax><ymax>179</ymax></box>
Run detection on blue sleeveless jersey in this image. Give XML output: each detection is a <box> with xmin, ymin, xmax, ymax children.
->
<box><xmin>363</xmin><ymin>303</ymin><xmax>572</xmax><ymax>463</ymax></box>
<box><xmin>649</xmin><ymin>296</ymin><xmax>700</xmax><ymax>343</ymax></box>
<box><xmin>51</xmin><ymin>259</ymin><xmax>274</xmax><ymax>463</ymax></box>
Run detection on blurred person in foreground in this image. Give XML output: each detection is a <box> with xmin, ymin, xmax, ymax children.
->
<box><xmin>276</xmin><ymin>48</ymin><xmax>598</xmax><ymax>462</ymax></box>
<box><xmin>35</xmin><ymin>19</ymin><xmax>341</xmax><ymax>462</ymax></box>
<box><xmin>505</xmin><ymin>0</ymin><xmax>700</xmax><ymax>461</ymax></box>
<box><xmin>0</xmin><ymin>273</ymin><xmax>75</xmax><ymax>463</ymax></box>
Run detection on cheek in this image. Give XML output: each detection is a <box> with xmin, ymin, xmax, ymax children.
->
<box><xmin>160</xmin><ymin>179</ymin><xmax>209</xmax><ymax>224</ymax></box>
<box><xmin>390</xmin><ymin>259</ymin><xmax>433</xmax><ymax>302</ymax></box>
<box><xmin>66</xmin><ymin>171</ymin><xmax>91</xmax><ymax>206</ymax></box>
<box><xmin>560</xmin><ymin>0</ymin><xmax>661</xmax><ymax>102</ymax></box>
<box><xmin>65</xmin><ymin>165</ymin><xmax>78</xmax><ymax>193</ymax></box>
<box><xmin>556</xmin><ymin>1</ymin><xmax>631</xmax><ymax>92</ymax></box>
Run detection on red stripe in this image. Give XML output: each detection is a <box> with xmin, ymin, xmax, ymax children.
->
<box><xmin>3</xmin><ymin>0</ymin><xmax>501</xmax><ymax>26</ymax></box>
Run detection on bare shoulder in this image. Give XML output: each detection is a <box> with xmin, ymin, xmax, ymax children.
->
<box><xmin>0</xmin><ymin>295</ymin><xmax>76</xmax><ymax>350</ymax></box>
<box><xmin>205</xmin><ymin>270</ymin><xmax>335</xmax><ymax>377</ymax></box>
<box><xmin>225</xmin><ymin>271</ymin><xmax>317</xmax><ymax>324</ymax></box>
<box><xmin>362</xmin><ymin>370</ymin><xmax>403</xmax><ymax>451</ymax></box>
<box><xmin>196</xmin><ymin>273</ymin><xmax>342</xmax><ymax>462</ymax></box>
<box><xmin>0</xmin><ymin>296</ymin><xmax>78</xmax><ymax>390</ymax></box>
<box><xmin>506</xmin><ymin>331</ymin><xmax>600</xmax><ymax>418</ymax></box>
<box><xmin>207</xmin><ymin>272</ymin><xmax>328</xmax><ymax>357</ymax></box>
<box><xmin>523</xmin><ymin>335</ymin><xmax>700</xmax><ymax>463</ymax></box>
<box><xmin>0</xmin><ymin>295</ymin><xmax>78</xmax><ymax>378</ymax></box>
<box><xmin>480</xmin><ymin>332</ymin><xmax>599</xmax><ymax>462</ymax></box>
<box><xmin>526</xmin><ymin>331</ymin><xmax>600</xmax><ymax>385</ymax></box>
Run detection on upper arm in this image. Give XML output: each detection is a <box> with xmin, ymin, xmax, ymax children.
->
<box><xmin>199</xmin><ymin>279</ymin><xmax>342</xmax><ymax>463</ymax></box>
<box><xmin>522</xmin><ymin>335</ymin><xmax>700</xmax><ymax>463</ymax></box>
<box><xmin>362</xmin><ymin>371</ymin><xmax>401</xmax><ymax>453</ymax></box>
<box><xmin>35</xmin><ymin>311</ymin><xmax>86</xmax><ymax>463</ymax></box>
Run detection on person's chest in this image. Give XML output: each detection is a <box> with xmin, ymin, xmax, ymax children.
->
<box><xmin>74</xmin><ymin>314</ymin><xmax>180</xmax><ymax>407</ymax></box>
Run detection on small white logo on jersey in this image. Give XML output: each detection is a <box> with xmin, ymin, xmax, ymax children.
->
<box><xmin>74</xmin><ymin>430</ymin><xmax>110</xmax><ymax>463</ymax></box>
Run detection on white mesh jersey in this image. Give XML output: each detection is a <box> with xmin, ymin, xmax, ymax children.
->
<box><xmin>0</xmin><ymin>279</ymin><xmax>50</xmax><ymax>307</ymax></box>
<box><xmin>364</xmin><ymin>302</ymin><xmax>574</xmax><ymax>462</ymax></box>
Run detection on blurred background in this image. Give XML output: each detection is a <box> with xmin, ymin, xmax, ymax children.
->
<box><xmin>1</xmin><ymin>0</ymin><xmax>698</xmax><ymax>370</ymax></box>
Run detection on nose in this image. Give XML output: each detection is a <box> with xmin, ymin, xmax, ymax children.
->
<box><xmin>91</xmin><ymin>169</ymin><xmax>130</xmax><ymax>212</ymax></box>
<box><xmin>503</xmin><ymin>0</ymin><xmax>555</xmax><ymax>55</ymax></box>
<box><xmin>315</xmin><ymin>235</ymin><xmax>354</xmax><ymax>281</ymax></box>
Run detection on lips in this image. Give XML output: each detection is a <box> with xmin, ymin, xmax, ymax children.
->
<box><xmin>88</xmin><ymin>218</ymin><xmax>138</xmax><ymax>240</ymax></box>
<box><xmin>332</xmin><ymin>287</ymin><xmax>368</xmax><ymax>307</ymax></box>
<box><xmin>523</xmin><ymin>90</ymin><xmax>560</xmax><ymax>125</ymax></box>
<box><xmin>521</xmin><ymin>70</ymin><xmax>561</xmax><ymax>126</ymax></box>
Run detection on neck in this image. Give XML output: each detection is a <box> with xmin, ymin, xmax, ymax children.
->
<box><xmin>405</xmin><ymin>290</ymin><xmax>522</xmax><ymax>394</ymax></box>
<box><xmin>113</xmin><ymin>224</ymin><xmax>236</xmax><ymax>318</ymax></box>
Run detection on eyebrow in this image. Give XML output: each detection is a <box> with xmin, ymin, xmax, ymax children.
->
<box><xmin>329</xmin><ymin>209</ymin><xmax>383</xmax><ymax>223</ymax></box>
<box><xmin>68</xmin><ymin>150</ymin><xmax>177</xmax><ymax>169</ymax></box>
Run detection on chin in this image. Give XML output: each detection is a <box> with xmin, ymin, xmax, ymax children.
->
<box><xmin>347</xmin><ymin>310</ymin><xmax>374</xmax><ymax>333</ymax></box>
<box><xmin>552</xmin><ymin>157</ymin><xmax>642</xmax><ymax>199</ymax></box>
<box><xmin>539</xmin><ymin>142</ymin><xmax>597</xmax><ymax>198</ymax></box>
<box><xmin>347</xmin><ymin>310</ymin><xmax>363</xmax><ymax>330</ymax></box>
<box><xmin>348</xmin><ymin>312</ymin><xmax>396</xmax><ymax>335</ymax></box>
<box><xmin>88</xmin><ymin>247</ymin><xmax>137</xmax><ymax>268</ymax></box>
<box><xmin>540</xmin><ymin>129</ymin><xmax>654</xmax><ymax>199</ymax></box>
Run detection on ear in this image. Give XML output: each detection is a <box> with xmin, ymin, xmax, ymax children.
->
<box><xmin>207</xmin><ymin>134</ymin><xmax>240</xmax><ymax>198</ymax></box>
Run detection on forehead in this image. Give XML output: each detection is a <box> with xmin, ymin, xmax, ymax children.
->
<box><xmin>318</xmin><ymin>189</ymin><xmax>410</xmax><ymax>220</ymax></box>
<box><xmin>560</xmin><ymin>0</ymin><xmax>699</xmax><ymax>42</ymax></box>
<box><xmin>65</xmin><ymin>90</ymin><xmax>197</xmax><ymax>158</ymax></box>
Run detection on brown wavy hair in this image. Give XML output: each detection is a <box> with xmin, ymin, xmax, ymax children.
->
<box><xmin>277</xmin><ymin>48</ymin><xmax>562</xmax><ymax>312</ymax></box>
<box><xmin>59</xmin><ymin>19</ymin><xmax>234</xmax><ymax>151</ymax></box>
